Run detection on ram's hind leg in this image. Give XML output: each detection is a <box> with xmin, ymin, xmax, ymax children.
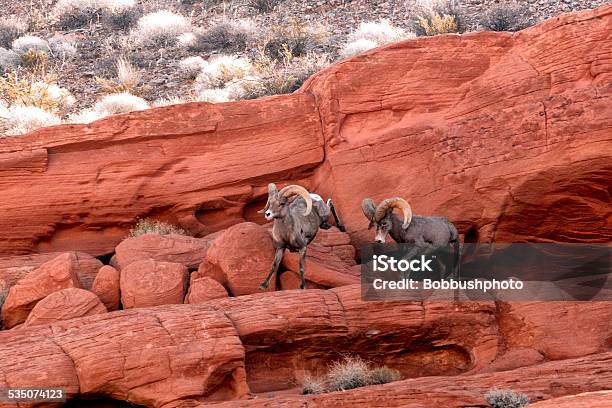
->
<box><xmin>260</xmin><ymin>247</ymin><xmax>284</xmax><ymax>290</ymax></box>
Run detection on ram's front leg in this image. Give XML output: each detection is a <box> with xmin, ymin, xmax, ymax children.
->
<box><xmin>402</xmin><ymin>241</ymin><xmax>433</xmax><ymax>279</ymax></box>
<box><xmin>260</xmin><ymin>247</ymin><xmax>284</xmax><ymax>290</ymax></box>
<box><xmin>298</xmin><ymin>247</ymin><xmax>307</xmax><ymax>289</ymax></box>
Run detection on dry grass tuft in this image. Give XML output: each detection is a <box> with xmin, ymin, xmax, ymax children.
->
<box><xmin>95</xmin><ymin>58</ymin><xmax>142</xmax><ymax>94</ymax></box>
<box><xmin>130</xmin><ymin>218</ymin><xmax>187</xmax><ymax>237</ymax></box>
<box><xmin>263</xmin><ymin>18</ymin><xmax>328</xmax><ymax>60</ymax></box>
<box><xmin>0</xmin><ymin>73</ymin><xmax>74</xmax><ymax>115</ymax></box>
<box><xmin>417</xmin><ymin>11</ymin><xmax>459</xmax><ymax>36</ymax></box>
<box><xmin>484</xmin><ymin>389</ymin><xmax>530</xmax><ymax>408</ymax></box>
<box><xmin>301</xmin><ymin>356</ymin><xmax>401</xmax><ymax>395</ymax></box>
<box><xmin>92</xmin><ymin>91</ymin><xmax>148</xmax><ymax>116</ymax></box>
<box><xmin>132</xmin><ymin>10</ymin><xmax>192</xmax><ymax>46</ymax></box>
<box><xmin>188</xmin><ymin>19</ymin><xmax>255</xmax><ymax>53</ymax></box>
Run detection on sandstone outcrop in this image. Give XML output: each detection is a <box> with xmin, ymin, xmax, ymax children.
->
<box><xmin>91</xmin><ymin>265</ymin><xmax>121</xmax><ymax>311</ymax></box>
<box><xmin>1</xmin><ymin>253</ymin><xmax>82</xmax><ymax>328</ymax></box>
<box><xmin>196</xmin><ymin>223</ymin><xmax>276</xmax><ymax>295</ymax></box>
<box><xmin>529</xmin><ymin>391</ymin><xmax>612</xmax><ymax>407</ymax></box>
<box><xmin>114</xmin><ymin>233</ymin><xmax>211</xmax><ymax>270</ymax></box>
<box><xmin>23</xmin><ymin>288</ymin><xmax>107</xmax><ymax>327</ymax></box>
<box><xmin>120</xmin><ymin>259</ymin><xmax>188</xmax><ymax>308</ymax></box>
<box><xmin>1</xmin><ymin>285</ymin><xmax>608</xmax><ymax>407</ymax></box>
<box><xmin>0</xmin><ymin>8</ymin><xmax>609</xmax><ymax>256</ymax></box>
<box><xmin>304</xmin><ymin>5</ymin><xmax>612</xmax><ymax>247</ymax></box>
<box><xmin>210</xmin><ymin>352</ymin><xmax>612</xmax><ymax>407</ymax></box>
<box><xmin>0</xmin><ymin>306</ymin><xmax>247</xmax><ymax>407</ymax></box>
<box><xmin>0</xmin><ymin>251</ymin><xmax>102</xmax><ymax>292</ymax></box>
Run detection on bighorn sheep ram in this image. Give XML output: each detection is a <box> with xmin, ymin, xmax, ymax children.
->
<box><xmin>362</xmin><ymin>197</ymin><xmax>461</xmax><ymax>277</ymax></box>
<box><xmin>259</xmin><ymin>183</ymin><xmax>345</xmax><ymax>290</ymax></box>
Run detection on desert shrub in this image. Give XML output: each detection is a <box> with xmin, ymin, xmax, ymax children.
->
<box><xmin>20</xmin><ymin>49</ymin><xmax>49</xmax><ymax>73</ymax></box>
<box><xmin>130</xmin><ymin>218</ymin><xmax>186</xmax><ymax>237</ymax></box>
<box><xmin>116</xmin><ymin>58</ymin><xmax>140</xmax><ymax>89</ymax></box>
<box><xmin>92</xmin><ymin>92</ymin><xmax>149</xmax><ymax>116</ymax></box>
<box><xmin>132</xmin><ymin>10</ymin><xmax>192</xmax><ymax>46</ymax></box>
<box><xmin>68</xmin><ymin>108</ymin><xmax>103</xmax><ymax>124</ymax></box>
<box><xmin>411</xmin><ymin>0</ymin><xmax>465</xmax><ymax>35</ymax></box>
<box><xmin>52</xmin><ymin>0</ymin><xmax>104</xmax><ymax>29</ymax></box>
<box><xmin>195</xmin><ymin>87</ymin><xmax>232</xmax><ymax>103</ymax></box>
<box><xmin>178</xmin><ymin>56</ymin><xmax>207</xmax><ymax>79</ymax></box>
<box><xmin>240</xmin><ymin>52</ymin><xmax>328</xmax><ymax>99</ymax></box>
<box><xmin>0</xmin><ymin>73</ymin><xmax>75</xmax><ymax>115</ymax></box>
<box><xmin>301</xmin><ymin>375</ymin><xmax>325</xmax><ymax>395</ymax></box>
<box><xmin>195</xmin><ymin>55</ymin><xmax>253</xmax><ymax>90</ymax></box>
<box><xmin>480</xmin><ymin>3</ymin><xmax>532</xmax><ymax>32</ymax></box>
<box><xmin>12</xmin><ymin>36</ymin><xmax>50</xmax><ymax>55</ymax></box>
<box><xmin>177</xmin><ymin>32</ymin><xmax>197</xmax><ymax>48</ymax></box>
<box><xmin>325</xmin><ymin>356</ymin><xmax>371</xmax><ymax>392</ymax></box>
<box><xmin>263</xmin><ymin>18</ymin><xmax>328</xmax><ymax>60</ymax></box>
<box><xmin>96</xmin><ymin>58</ymin><xmax>142</xmax><ymax>94</ymax></box>
<box><xmin>3</xmin><ymin>105</ymin><xmax>61</xmax><ymax>136</ymax></box>
<box><xmin>347</xmin><ymin>19</ymin><xmax>410</xmax><ymax>45</ymax></box>
<box><xmin>248</xmin><ymin>0</ymin><xmax>282</xmax><ymax>13</ymax></box>
<box><xmin>0</xmin><ymin>17</ymin><xmax>26</xmax><ymax>48</ymax></box>
<box><xmin>0</xmin><ymin>48</ymin><xmax>20</xmax><ymax>74</ymax></box>
<box><xmin>301</xmin><ymin>356</ymin><xmax>401</xmax><ymax>395</ymax></box>
<box><xmin>340</xmin><ymin>19</ymin><xmax>412</xmax><ymax>59</ymax></box>
<box><xmin>188</xmin><ymin>19</ymin><xmax>254</xmax><ymax>53</ymax></box>
<box><xmin>152</xmin><ymin>96</ymin><xmax>186</xmax><ymax>107</ymax></box>
<box><xmin>417</xmin><ymin>11</ymin><xmax>459</xmax><ymax>36</ymax></box>
<box><xmin>0</xmin><ymin>102</ymin><xmax>9</xmax><ymax>134</ymax></box>
<box><xmin>103</xmin><ymin>1</ymin><xmax>142</xmax><ymax>29</ymax></box>
<box><xmin>48</xmin><ymin>38</ymin><xmax>77</xmax><ymax>59</ymax></box>
<box><xmin>485</xmin><ymin>389</ymin><xmax>529</xmax><ymax>408</ymax></box>
<box><xmin>368</xmin><ymin>367</ymin><xmax>401</xmax><ymax>385</ymax></box>
<box><xmin>339</xmin><ymin>38</ymin><xmax>378</xmax><ymax>58</ymax></box>
<box><xmin>52</xmin><ymin>0</ymin><xmax>140</xmax><ymax>29</ymax></box>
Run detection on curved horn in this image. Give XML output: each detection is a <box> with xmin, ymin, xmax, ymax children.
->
<box><xmin>375</xmin><ymin>197</ymin><xmax>413</xmax><ymax>228</ymax></box>
<box><xmin>279</xmin><ymin>185</ymin><xmax>312</xmax><ymax>216</ymax></box>
<box><xmin>257</xmin><ymin>183</ymin><xmax>277</xmax><ymax>213</ymax></box>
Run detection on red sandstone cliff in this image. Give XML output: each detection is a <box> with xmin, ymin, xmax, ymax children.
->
<box><xmin>0</xmin><ymin>6</ymin><xmax>609</xmax><ymax>257</ymax></box>
<box><xmin>0</xmin><ymin>5</ymin><xmax>611</xmax><ymax>408</ymax></box>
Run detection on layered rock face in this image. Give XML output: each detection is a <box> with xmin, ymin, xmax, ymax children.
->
<box><xmin>0</xmin><ymin>8</ymin><xmax>609</xmax><ymax>256</ymax></box>
<box><xmin>0</xmin><ymin>285</ymin><xmax>610</xmax><ymax>407</ymax></box>
<box><xmin>0</xmin><ymin>5</ymin><xmax>610</xmax><ymax>408</ymax></box>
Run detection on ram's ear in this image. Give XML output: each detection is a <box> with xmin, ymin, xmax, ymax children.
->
<box><xmin>267</xmin><ymin>183</ymin><xmax>278</xmax><ymax>196</ymax></box>
<box><xmin>362</xmin><ymin>198</ymin><xmax>376</xmax><ymax>220</ymax></box>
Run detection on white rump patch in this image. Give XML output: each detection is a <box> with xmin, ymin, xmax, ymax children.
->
<box><xmin>309</xmin><ymin>193</ymin><xmax>324</xmax><ymax>202</ymax></box>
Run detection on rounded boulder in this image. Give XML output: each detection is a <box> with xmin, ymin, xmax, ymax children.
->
<box><xmin>120</xmin><ymin>259</ymin><xmax>188</xmax><ymax>309</ymax></box>
<box><xmin>24</xmin><ymin>288</ymin><xmax>107</xmax><ymax>327</ymax></box>
<box><xmin>91</xmin><ymin>265</ymin><xmax>121</xmax><ymax>311</ymax></box>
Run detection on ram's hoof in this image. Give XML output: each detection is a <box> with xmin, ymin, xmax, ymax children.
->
<box><xmin>259</xmin><ymin>284</ymin><xmax>268</xmax><ymax>290</ymax></box>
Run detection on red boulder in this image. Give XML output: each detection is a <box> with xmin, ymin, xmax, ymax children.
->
<box><xmin>120</xmin><ymin>259</ymin><xmax>188</xmax><ymax>308</ymax></box>
<box><xmin>24</xmin><ymin>288</ymin><xmax>107</xmax><ymax>327</ymax></box>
